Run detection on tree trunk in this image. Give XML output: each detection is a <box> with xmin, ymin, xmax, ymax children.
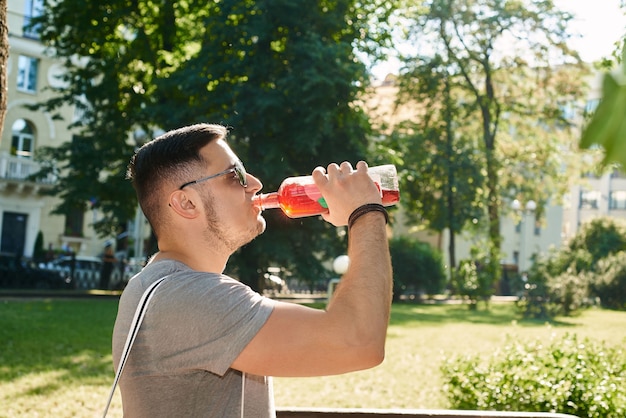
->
<box><xmin>442</xmin><ymin>75</ymin><xmax>457</xmax><ymax>269</ymax></box>
<box><xmin>0</xmin><ymin>0</ymin><xmax>8</xmax><ymax>140</ymax></box>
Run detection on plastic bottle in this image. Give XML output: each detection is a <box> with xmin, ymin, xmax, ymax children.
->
<box><xmin>253</xmin><ymin>164</ymin><xmax>400</xmax><ymax>218</ymax></box>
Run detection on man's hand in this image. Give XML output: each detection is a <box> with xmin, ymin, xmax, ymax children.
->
<box><xmin>312</xmin><ymin>161</ymin><xmax>383</xmax><ymax>226</ymax></box>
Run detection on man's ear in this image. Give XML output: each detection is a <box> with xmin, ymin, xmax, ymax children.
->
<box><xmin>168</xmin><ymin>190</ymin><xmax>200</xmax><ymax>219</ymax></box>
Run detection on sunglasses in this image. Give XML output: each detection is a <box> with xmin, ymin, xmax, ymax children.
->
<box><xmin>179</xmin><ymin>160</ymin><xmax>248</xmax><ymax>190</ymax></box>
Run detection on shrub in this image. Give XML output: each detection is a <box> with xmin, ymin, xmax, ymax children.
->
<box><xmin>545</xmin><ymin>269</ymin><xmax>592</xmax><ymax>316</ymax></box>
<box><xmin>441</xmin><ymin>333</ymin><xmax>626</xmax><ymax>417</ymax></box>
<box><xmin>389</xmin><ymin>236</ymin><xmax>446</xmax><ymax>301</ymax></box>
<box><xmin>513</xmin><ymin>217</ymin><xmax>626</xmax><ymax>318</ymax></box>
<box><xmin>592</xmin><ymin>252</ymin><xmax>626</xmax><ymax>310</ymax></box>
<box><xmin>32</xmin><ymin>231</ymin><xmax>46</xmax><ymax>262</ymax></box>
<box><xmin>518</xmin><ymin>248</ymin><xmax>595</xmax><ymax>318</ymax></box>
<box><xmin>453</xmin><ymin>244</ymin><xmax>501</xmax><ymax>308</ymax></box>
<box><xmin>454</xmin><ymin>259</ymin><xmax>491</xmax><ymax>308</ymax></box>
<box><xmin>568</xmin><ymin>218</ymin><xmax>626</xmax><ymax>261</ymax></box>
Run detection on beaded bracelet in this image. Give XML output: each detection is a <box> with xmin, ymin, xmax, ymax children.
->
<box><xmin>348</xmin><ymin>203</ymin><xmax>389</xmax><ymax>229</ymax></box>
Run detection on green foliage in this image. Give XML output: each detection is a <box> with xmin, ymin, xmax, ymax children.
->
<box><xmin>441</xmin><ymin>333</ymin><xmax>626</xmax><ymax>417</ymax></box>
<box><xmin>518</xmin><ymin>248</ymin><xmax>593</xmax><ymax>318</ymax></box>
<box><xmin>29</xmin><ymin>0</ymin><xmax>400</xmax><ymax>287</ymax></box>
<box><xmin>580</xmin><ymin>41</ymin><xmax>626</xmax><ymax>168</ymax></box>
<box><xmin>386</xmin><ymin>52</ymin><xmax>485</xmax><ymax>269</ymax></box>
<box><xmin>537</xmin><ymin>247</ymin><xmax>595</xmax><ymax>278</ymax></box>
<box><xmin>391</xmin><ymin>0</ymin><xmax>587</xmax><ymax>267</ymax></box>
<box><xmin>453</xmin><ymin>243</ymin><xmax>501</xmax><ymax>307</ymax></box>
<box><xmin>32</xmin><ymin>231</ymin><xmax>45</xmax><ymax>262</ymax></box>
<box><xmin>592</xmin><ymin>252</ymin><xmax>626</xmax><ymax>310</ymax></box>
<box><xmin>390</xmin><ymin>56</ymin><xmax>486</xmax><ymax>235</ymax></box>
<box><xmin>568</xmin><ymin>217</ymin><xmax>626</xmax><ymax>261</ymax></box>
<box><xmin>388</xmin><ymin>236</ymin><xmax>446</xmax><ymax>301</ymax></box>
<box><xmin>34</xmin><ymin>135</ymin><xmax>136</xmax><ymax>236</ymax></box>
<box><xmin>520</xmin><ymin>218</ymin><xmax>626</xmax><ymax>318</ymax></box>
<box><xmin>544</xmin><ymin>269</ymin><xmax>592</xmax><ymax>317</ymax></box>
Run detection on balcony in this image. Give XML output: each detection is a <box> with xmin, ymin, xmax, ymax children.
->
<box><xmin>0</xmin><ymin>151</ymin><xmax>56</xmax><ymax>193</ymax></box>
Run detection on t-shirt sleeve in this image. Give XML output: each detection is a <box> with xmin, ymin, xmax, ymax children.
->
<box><xmin>143</xmin><ymin>272</ymin><xmax>275</xmax><ymax>376</ymax></box>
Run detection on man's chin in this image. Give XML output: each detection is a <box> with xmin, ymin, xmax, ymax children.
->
<box><xmin>257</xmin><ymin>216</ymin><xmax>267</xmax><ymax>235</ymax></box>
<box><xmin>245</xmin><ymin>217</ymin><xmax>266</xmax><ymax>245</ymax></box>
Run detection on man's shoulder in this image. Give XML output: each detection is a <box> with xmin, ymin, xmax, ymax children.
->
<box><xmin>127</xmin><ymin>259</ymin><xmax>237</xmax><ymax>292</ymax></box>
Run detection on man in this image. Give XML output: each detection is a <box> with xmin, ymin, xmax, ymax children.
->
<box><xmin>112</xmin><ymin>123</ymin><xmax>392</xmax><ymax>417</ymax></box>
<box><xmin>99</xmin><ymin>243</ymin><xmax>116</xmax><ymax>290</ymax></box>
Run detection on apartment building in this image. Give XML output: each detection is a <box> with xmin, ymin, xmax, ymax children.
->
<box><xmin>1</xmin><ymin>0</ymin><xmax>108</xmax><ymax>258</ymax></box>
<box><xmin>562</xmin><ymin>70</ymin><xmax>626</xmax><ymax>240</ymax></box>
<box><xmin>565</xmin><ymin>169</ymin><xmax>626</xmax><ymax>238</ymax></box>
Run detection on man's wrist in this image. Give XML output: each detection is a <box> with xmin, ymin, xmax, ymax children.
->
<box><xmin>348</xmin><ymin>203</ymin><xmax>389</xmax><ymax>229</ymax></box>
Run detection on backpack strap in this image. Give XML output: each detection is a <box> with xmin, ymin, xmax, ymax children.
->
<box><xmin>101</xmin><ymin>276</ymin><xmax>169</xmax><ymax>417</ymax></box>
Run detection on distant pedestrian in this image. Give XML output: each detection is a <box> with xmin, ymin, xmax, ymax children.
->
<box><xmin>45</xmin><ymin>243</ymin><xmax>55</xmax><ymax>263</ymax></box>
<box><xmin>69</xmin><ymin>251</ymin><xmax>76</xmax><ymax>286</ymax></box>
<box><xmin>99</xmin><ymin>244</ymin><xmax>117</xmax><ymax>290</ymax></box>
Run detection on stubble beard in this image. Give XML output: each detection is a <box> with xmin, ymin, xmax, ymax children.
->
<box><xmin>201</xmin><ymin>193</ymin><xmax>265</xmax><ymax>254</ymax></box>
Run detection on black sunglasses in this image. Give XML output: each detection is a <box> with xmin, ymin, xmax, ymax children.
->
<box><xmin>179</xmin><ymin>160</ymin><xmax>248</xmax><ymax>190</ymax></box>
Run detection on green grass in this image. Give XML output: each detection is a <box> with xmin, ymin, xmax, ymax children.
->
<box><xmin>275</xmin><ymin>303</ymin><xmax>626</xmax><ymax>409</ymax></box>
<box><xmin>0</xmin><ymin>299</ymin><xmax>120</xmax><ymax>417</ymax></box>
<box><xmin>1</xmin><ymin>298</ymin><xmax>625</xmax><ymax>417</ymax></box>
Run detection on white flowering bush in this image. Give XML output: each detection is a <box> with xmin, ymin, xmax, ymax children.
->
<box><xmin>441</xmin><ymin>333</ymin><xmax>626</xmax><ymax>417</ymax></box>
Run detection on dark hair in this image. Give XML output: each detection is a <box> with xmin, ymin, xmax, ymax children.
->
<box><xmin>127</xmin><ymin>123</ymin><xmax>228</xmax><ymax>228</ymax></box>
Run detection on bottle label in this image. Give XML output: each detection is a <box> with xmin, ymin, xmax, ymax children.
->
<box><xmin>304</xmin><ymin>186</ymin><xmax>324</xmax><ymax>205</ymax></box>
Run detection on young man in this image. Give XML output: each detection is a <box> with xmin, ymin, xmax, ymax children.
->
<box><xmin>112</xmin><ymin>123</ymin><xmax>392</xmax><ymax>417</ymax></box>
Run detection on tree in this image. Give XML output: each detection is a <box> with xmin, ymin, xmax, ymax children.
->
<box><xmin>29</xmin><ymin>0</ymin><xmax>397</xmax><ymax>289</ymax></box>
<box><xmin>395</xmin><ymin>0</ymin><xmax>587</xmax><ymax>280</ymax></box>
<box><xmin>0</xmin><ymin>0</ymin><xmax>8</xmax><ymax>139</ymax></box>
<box><xmin>388</xmin><ymin>54</ymin><xmax>485</xmax><ymax>270</ymax></box>
<box><xmin>33</xmin><ymin>231</ymin><xmax>45</xmax><ymax>263</ymax></box>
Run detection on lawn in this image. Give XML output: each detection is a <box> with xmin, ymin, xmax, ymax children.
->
<box><xmin>1</xmin><ymin>298</ymin><xmax>625</xmax><ymax>417</ymax></box>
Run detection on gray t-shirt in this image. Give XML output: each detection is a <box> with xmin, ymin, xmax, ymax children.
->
<box><xmin>112</xmin><ymin>259</ymin><xmax>276</xmax><ymax>417</ymax></box>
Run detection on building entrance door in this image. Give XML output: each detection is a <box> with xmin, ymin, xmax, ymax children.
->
<box><xmin>1</xmin><ymin>212</ymin><xmax>28</xmax><ymax>255</ymax></box>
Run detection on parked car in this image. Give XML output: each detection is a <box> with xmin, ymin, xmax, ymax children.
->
<box><xmin>41</xmin><ymin>256</ymin><xmax>109</xmax><ymax>290</ymax></box>
<box><xmin>40</xmin><ymin>254</ymin><xmax>142</xmax><ymax>290</ymax></box>
<box><xmin>0</xmin><ymin>253</ymin><xmax>70</xmax><ymax>289</ymax></box>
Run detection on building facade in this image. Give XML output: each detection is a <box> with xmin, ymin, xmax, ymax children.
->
<box><xmin>2</xmin><ymin>0</ymin><xmax>110</xmax><ymax>259</ymax></box>
<box><xmin>565</xmin><ymin>169</ymin><xmax>626</xmax><ymax>238</ymax></box>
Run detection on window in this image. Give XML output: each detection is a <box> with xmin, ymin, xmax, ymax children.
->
<box><xmin>611</xmin><ymin>168</ymin><xmax>626</xmax><ymax>179</ymax></box>
<box><xmin>580</xmin><ymin>190</ymin><xmax>600</xmax><ymax>210</ymax></box>
<box><xmin>559</xmin><ymin>101</ymin><xmax>577</xmax><ymax>121</ymax></box>
<box><xmin>17</xmin><ymin>55</ymin><xmax>38</xmax><ymax>92</ymax></box>
<box><xmin>584</xmin><ymin>98</ymin><xmax>600</xmax><ymax>117</ymax></box>
<box><xmin>64</xmin><ymin>208</ymin><xmax>84</xmax><ymax>237</ymax></box>
<box><xmin>11</xmin><ymin>119</ymin><xmax>34</xmax><ymax>159</ymax></box>
<box><xmin>23</xmin><ymin>0</ymin><xmax>44</xmax><ymax>38</ymax></box>
<box><xmin>534</xmin><ymin>221</ymin><xmax>541</xmax><ymax>236</ymax></box>
<box><xmin>610</xmin><ymin>191</ymin><xmax>626</xmax><ymax>210</ymax></box>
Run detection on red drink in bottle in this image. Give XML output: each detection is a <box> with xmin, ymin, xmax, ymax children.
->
<box><xmin>253</xmin><ymin>165</ymin><xmax>400</xmax><ymax>219</ymax></box>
